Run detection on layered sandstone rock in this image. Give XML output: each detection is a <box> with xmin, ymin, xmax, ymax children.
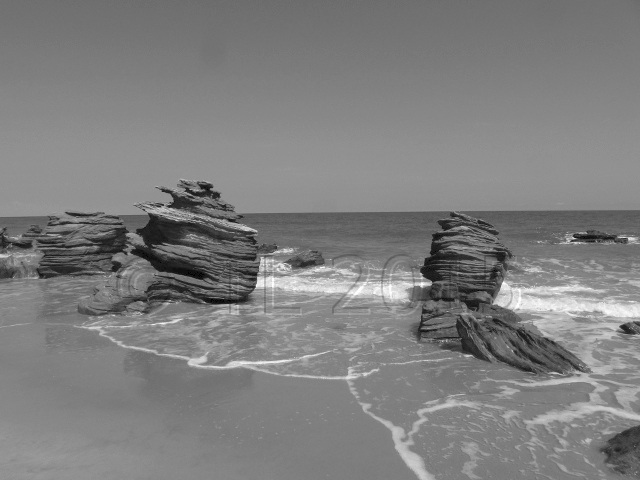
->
<box><xmin>79</xmin><ymin>180</ymin><xmax>259</xmax><ymax>315</ymax></box>
<box><xmin>421</xmin><ymin>212</ymin><xmax>512</xmax><ymax>301</ymax></box>
<box><xmin>37</xmin><ymin>211</ymin><xmax>127</xmax><ymax>277</ymax></box>
<box><xmin>419</xmin><ymin>212</ymin><xmax>514</xmax><ymax>340</ymax></box>
<box><xmin>419</xmin><ymin>300</ymin><xmax>521</xmax><ymax>341</ymax></box>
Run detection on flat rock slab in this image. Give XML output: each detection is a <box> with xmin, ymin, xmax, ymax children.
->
<box><xmin>456</xmin><ymin>313</ymin><xmax>590</xmax><ymax>374</ymax></box>
<box><xmin>602</xmin><ymin>425</ymin><xmax>640</xmax><ymax>476</ymax></box>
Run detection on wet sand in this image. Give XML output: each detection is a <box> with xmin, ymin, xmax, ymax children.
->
<box><xmin>0</xmin><ymin>318</ymin><xmax>416</xmax><ymax>480</ymax></box>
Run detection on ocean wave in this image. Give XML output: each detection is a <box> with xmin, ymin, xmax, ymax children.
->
<box><xmin>494</xmin><ymin>285</ymin><xmax>640</xmax><ymax>318</ymax></box>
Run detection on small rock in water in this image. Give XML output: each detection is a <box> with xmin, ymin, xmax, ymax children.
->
<box><xmin>257</xmin><ymin>243</ymin><xmax>278</xmax><ymax>255</ymax></box>
<box><xmin>456</xmin><ymin>313</ymin><xmax>591</xmax><ymax>374</ymax></box>
<box><xmin>284</xmin><ymin>250</ymin><xmax>325</xmax><ymax>268</ymax></box>
<box><xmin>620</xmin><ymin>321</ymin><xmax>640</xmax><ymax>335</ymax></box>
<box><xmin>602</xmin><ymin>425</ymin><xmax>640</xmax><ymax>476</ymax></box>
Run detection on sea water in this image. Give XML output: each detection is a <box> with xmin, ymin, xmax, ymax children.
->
<box><xmin>1</xmin><ymin>211</ymin><xmax>640</xmax><ymax>479</ymax></box>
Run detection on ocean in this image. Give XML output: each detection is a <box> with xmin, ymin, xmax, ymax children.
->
<box><xmin>1</xmin><ymin>210</ymin><xmax>639</xmax><ymax>479</ymax></box>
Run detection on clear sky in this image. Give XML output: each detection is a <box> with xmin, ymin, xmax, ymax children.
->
<box><xmin>2</xmin><ymin>0</ymin><xmax>640</xmax><ymax>215</ymax></box>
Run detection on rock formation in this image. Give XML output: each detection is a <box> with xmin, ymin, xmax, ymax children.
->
<box><xmin>421</xmin><ymin>212</ymin><xmax>512</xmax><ymax>301</ymax></box>
<box><xmin>78</xmin><ymin>180</ymin><xmax>259</xmax><ymax>315</ymax></box>
<box><xmin>571</xmin><ymin>230</ymin><xmax>628</xmax><ymax>244</ymax></box>
<box><xmin>418</xmin><ymin>212</ymin><xmax>589</xmax><ymax>373</ymax></box>
<box><xmin>419</xmin><ymin>212</ymin><xmax>513</xmax><ymax>340</ymax></box>
<box><xmin>37</xmin><ymin>212</ymin><xmax>127</xmax><ymax>277</ymax></box>
<box><xmin>257</xmin><ymin>243</ymin><xmax>278</xmax><ymax>255</ymax></box>
<box><xmin>456</xmin><ymin>314</ymin><xmax>591</xmax><ymax>374</ymax></box>
<box><xmin>620</xmin><ymin>321</ymin><xmax>640</xmax><ymax>335</ymax></box>
<box><xmin>284</xmin><ymin>250</ymin><xmax>325</xmax><ymax>268</ymax></box>
<box><xmin>602</xmin><ymin>425</ymin><xmax>640</xmax><ymax>475</ymax></box>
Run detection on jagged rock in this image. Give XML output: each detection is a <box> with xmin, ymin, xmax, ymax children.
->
<box><xmin>284</xmin><ymin>250</ymin><xmax>325</xmax><ymax>268</ymax></box>
<box><xmin>571</xmin><ymin>230</ymin><xmax>628</xmax><ymax>244</ymax></box>
<box><xmin>421</xmin><ymin>212</ymin><xmax>512</xmax><ymax>300</ymax></box>
<box><xmin>37</xmin><ymin>212</ymin><xmax>127</xmax><ymax>277</ymax></box>
<box><xmin>79</xmin><ymin>180</ymin><xmax>259</xmax><ymax>315</ymax></box>
<box><xmin>620</xmin><ymin>321</ymin><xmax>640</xmax><ymax>335</ymax></box>
<box><xmin>602</xmin><ymin>425</ymin><xmax>640</xmax><ymax>476</ymax></box>
<box><xmin>257</xmin><ymin>243</ymin><xmax>278</xmax><ymax>254</ymax></box>
<box><xmin>456</xmin><ymin>313</ymin><xmax>590</xmax><ymax>374</ymax></box>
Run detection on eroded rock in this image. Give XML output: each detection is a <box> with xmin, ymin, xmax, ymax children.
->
<box><xmin>37</xmin><ymin>212</ymin><xmax>127</xmax><ymax>277</ymax></box>
<box><xmin>79</xmin><ymin>180</ymin><xmax>259</xmax><ymax>314</ymax></box>
<box><xmin>421</xmin><ymin>212</ymin><xmax>512</xmax><ymax>301</ymax></box>
<box><xmin>456</xmin><ymin>313</ymin><xmax>590</xmax><ymax>374</ymax></box>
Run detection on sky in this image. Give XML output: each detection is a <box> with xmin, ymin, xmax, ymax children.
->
<box><xmin>1</xmin><ymin>0</ymin><xmax>640</xmax><ymax>215</ymax></box>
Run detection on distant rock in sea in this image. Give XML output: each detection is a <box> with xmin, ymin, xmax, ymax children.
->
<box><xmin>78</xmin><ymin>179</ymin><xmax>259</xmax><ymax>315</ymax></box>
<box><xmin>37</xmin><ymin>211</ymin><xmax>127</xmax><ymax>277</ymax></box>
<box><xmin>571</xmin><ymin>230</ymin><xmax>628</xmax><ymax>244</ymax></box>
<box><xmin>456</xmin><ymin>314</ymin><xmax>591</xmax><ymax>374</ymax></box>
<box><xmin>257</xmin><ymin>243</ymin><xmax>278</xmax><ymax>255</ymax></box>
<box><xmin>284</xmin><ymin>250</ymin><xmax>325</xmax><ymax>268</ymax></box>
<box><xmin>602</xmin><ymin>425</ymin><xmax>640</xmax><ymax>476</ymax></box>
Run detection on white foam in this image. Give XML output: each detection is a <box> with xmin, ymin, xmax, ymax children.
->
<box><xmin>526</xmin><ymin>403</ymin><xmax>640</xmax><ymax>427</ymax></box>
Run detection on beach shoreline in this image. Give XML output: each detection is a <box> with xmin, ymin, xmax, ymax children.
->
<box><xmin>0</xmin><ymin>307</ymin><xmax>415</xmax><ymax>480</ymax></box>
